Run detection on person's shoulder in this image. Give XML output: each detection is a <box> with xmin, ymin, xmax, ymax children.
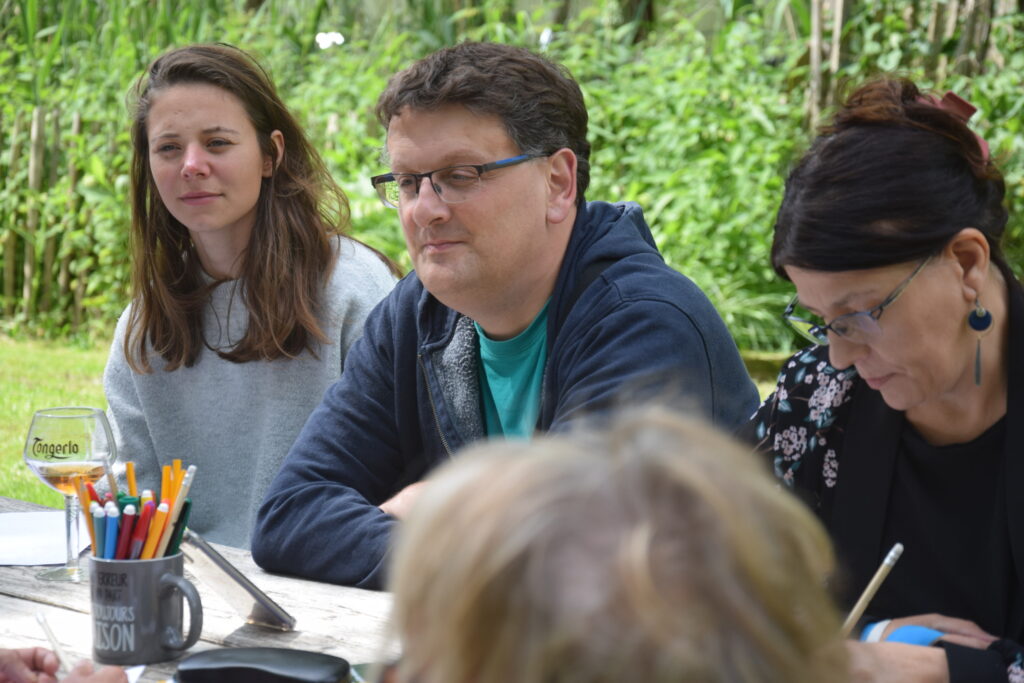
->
<box><xmin>754</xmin><ymin>344</ymin><xmax>859</xmax><ymax>434</ymax></box>
<box><xmin>581</xmin><ymin>199</ymin><xmax>642</xmax><ymax>222</ymax></box>
<box><xmin>750</xmin><ymin>344</ymin><xmax>858</xmax><ymax>490</ymax></box>
<box><xmin>337</xmin><ymin>261</ymin><xmax>428</xmax><ymax>331</ymax></box>
<box><xmin>326</xmin><ymin>236</ymin><xmax>398</xmax><ymax>296</ymax></box>
<box><xmin>773</xmin><ymin>344</ymin><xmax>856</xmax><ymax>394</ymax></box>
<box><xmin>110</xmin><ymin>301</ymin><xmax>136</xmax><ymax>342</ymax></box>
<box><xmin>332</xmin><ymin>236</ymin><xmax>397</xmax><ymax>277</ymax></box>
<box><xmin>577</xmin><ymin>253</ymin><xmax>719</xmax><ymax>333</ymax></box>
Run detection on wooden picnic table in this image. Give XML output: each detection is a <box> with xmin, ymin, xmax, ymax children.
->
<box><xmin>0</xmin><ymin>495</ymin><xmax>395</xmax><ymax>681</ymax></box>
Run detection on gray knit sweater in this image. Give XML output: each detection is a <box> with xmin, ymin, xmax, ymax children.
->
<box><xmin>103</xmin><ymin>236</ymin><xmax>396</xmax><ymax>548</ymax></box>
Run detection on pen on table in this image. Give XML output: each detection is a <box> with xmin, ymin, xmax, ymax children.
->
<box><xmin>92</xmin><ymin>504</ymin><xmax>106</xmax><ymax>558</ymax></box>
<box><xmin>155</xmin><ymin>465</ymin><xmax>196</xmax><ymax>558</ymax></box>
<box><xmin>841</xmin><ymin>542</ymin><xmax>905</xmax><ymax>637</ymax></box>
<box><xmin>166</xmin><ymin>498</ymin><xmax>192</xmax><ymax>556</ymax></box>
<box><xmin>129</xmin><ymin>501</ymin><xmax>156</xmax><ymax>560</ymax></box>
<box><xmin>35</xmin><ymin>611</ymin><xmax>70</xmax><ymax>675</ymax></box>
<box><xmin>140</xmin><ymin>501</ymin><xmax>170</xmax><ymax>560</ymax></box>
<box><xmin>115</xmin><ymin>504</ymin><xmax>137</xmax><ymax>560</ymax></box>
<box><xmin>73</xmin><ymin>475</ymin><xmax>97</xmax><ymax>553</ymax></box>
<box><xmin>103</xmin><ymin>502</ymin><xmax>120</xmax><ymax>560</ymax></box>
<box><xmin>126</xmin><ymin>460</ymin><xmax>138</xmax><ymax>497</ymax></box>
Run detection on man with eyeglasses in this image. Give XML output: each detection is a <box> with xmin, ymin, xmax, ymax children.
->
<box><xmin>252</xmin><ymin>41</ymin><xmax>757</xmax><ymax>589</ymax></box>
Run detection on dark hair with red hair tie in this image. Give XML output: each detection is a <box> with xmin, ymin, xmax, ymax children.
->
<box><xmin>771</xmin><ymin>77</ymin><xmax>1007</xmax><ymax>277</ymax></box>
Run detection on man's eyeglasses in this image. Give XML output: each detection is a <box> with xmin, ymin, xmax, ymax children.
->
<box><xmin>782</xmin><ymin>257</ymin><xmax>932</xmax><ymax>345</ymax></box>
<box><xmin>370</xmin><ymin>154</ymin><xmax>544</xmax><ymax>209</ymax></box>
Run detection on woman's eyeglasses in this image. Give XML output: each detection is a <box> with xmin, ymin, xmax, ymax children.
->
<box><xmin>782</xmin><ymin>257</ymin><xmax>932</xmax><ymax>345</ymax></box>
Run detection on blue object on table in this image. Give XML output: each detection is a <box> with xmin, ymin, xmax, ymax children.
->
<box><xmin>886</xmin><ymin>625</ymin><xmax>945</xmax><ymax>646</ymax></box>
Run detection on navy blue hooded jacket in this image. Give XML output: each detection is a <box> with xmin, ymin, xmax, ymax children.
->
<box><xmin>252</xmin><ymin>200</ymin><xmax>757</xmax><ymax>588</ymax></box>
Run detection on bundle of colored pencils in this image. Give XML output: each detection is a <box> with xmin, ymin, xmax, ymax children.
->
<box><xmin>73</xmin><ymin>459</ymin><xmax>196</xmax><ymax>560</ymax></box>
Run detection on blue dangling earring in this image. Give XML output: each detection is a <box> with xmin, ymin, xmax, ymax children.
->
<box><xmin>967</xmin><ymin>298</ymin><xmax>993</xmax><ymax>386</ymax></box>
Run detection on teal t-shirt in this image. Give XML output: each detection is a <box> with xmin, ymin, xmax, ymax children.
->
<box><xmin>475</xmin><ymin>302</ymin><xmax>550</xmax><ymax>439</ymax></box>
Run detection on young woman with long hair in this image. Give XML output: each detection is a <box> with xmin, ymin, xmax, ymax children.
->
<box><xmin>103</xmin><ymin>44</ymin><xmax>398</xmax><ymax>548</ymax></box>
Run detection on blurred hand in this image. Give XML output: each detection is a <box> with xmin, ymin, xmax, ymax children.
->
<box><xmin>846</xmin><ymin>641</ymin><xmax>949</xmax><ymax>683</ymax></box>
<box><xmin>61</xmin><ymin>660</ymin><xmax>127</xmax><ymax>683</ymax></box>
<box><xmin>880</xmin><ymin>614</ymin><xmax>998</xmax><ymax>650</ymax></box>
<box><xmin>0</xmin><ymin>647</ymin><xmax>59</xmax><ymax>683</ymax></box>
<box><xmin>380</xmin><ymin>482</ymin><xmax>427</xmax><ymax>520</ymax></box>
<box><xmin>0</xmin><ymin>649</ymin><xmax>127</xmax><ymax>683</ymax></box>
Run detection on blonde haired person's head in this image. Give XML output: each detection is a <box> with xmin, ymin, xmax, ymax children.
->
<box><xmin>388</xmin><ymin>406</ymin><xmax>847</xmax><ymax>683</ymax></box>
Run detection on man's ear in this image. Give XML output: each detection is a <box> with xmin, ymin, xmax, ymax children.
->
<box><xmin>545</xmin><ymin>148</ymin><xmax>577</xmax><ymax>225</ymax></box>
<box><xmin>263</xmin><ymin>130</ymin><xmax>285</xmax><ymax>177</ymax></box>
<box><xmin>945</xmin><ymin>227</ymin><xmax>991</xmax><ymax>302</ymax></box>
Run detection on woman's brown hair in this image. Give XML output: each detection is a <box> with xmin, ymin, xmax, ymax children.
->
<box><xmin>126</xmin><ymin>43</ymin><xmax>385</xmax><ymax>372</ymax></box>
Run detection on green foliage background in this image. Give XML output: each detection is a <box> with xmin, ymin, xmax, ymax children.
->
<box><xmin>1</xmin><ymin>0</ymin><xmax>1023</xmax><ymax>352</ymax></box>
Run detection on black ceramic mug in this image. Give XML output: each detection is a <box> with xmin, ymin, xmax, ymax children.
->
<box><xmin>89</xmin><ymin>553</ymin><xmax>203</xmax><ymax>665</ymax></box>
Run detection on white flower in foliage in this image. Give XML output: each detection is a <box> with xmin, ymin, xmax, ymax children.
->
<box><xmin>316</xmin><ymin>32</ymin><xmax>345</xmax><ymax>49</ymax></box>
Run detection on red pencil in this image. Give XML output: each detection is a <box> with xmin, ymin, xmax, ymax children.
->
<box><xmin>84</xmin><ymin>482</ymin><xmax>101</xmax><ymax>506</ymax></box>
<box><xmin>128</xmin><ymin>501</ymin><xmax>156</xmax><ymax>560</ymax></box>
<box><xmin>114</xmin><ymin>504</ymin><xmax>137</xmax><ymax>560</ymax></box>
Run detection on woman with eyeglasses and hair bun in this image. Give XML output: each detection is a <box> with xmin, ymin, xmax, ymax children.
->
<box><xmin>749</xmin><ymin>77</ymin><xmax>1024</xmax><ymax>682</ymax></box>
<box><xmin>103</xmin><ymin>44</ymin><xmax>399</xmax><ymax>549</ymax></box>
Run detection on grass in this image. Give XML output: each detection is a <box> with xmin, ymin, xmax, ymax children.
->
<box><xmin>0</xmin><ymin>336</ymin><xmax>782</xmax><ymax>506</ymax></box>
<box><xmin>0</xmin><ymin>337</ymin><xmax>109</xmax><ymax>507</ymax></box>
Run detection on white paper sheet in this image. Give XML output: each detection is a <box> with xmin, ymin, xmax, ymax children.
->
<box><xmin>0</xmin><ymin>511</ymin><xmax>92</xmax><ymax>565</ymax></box>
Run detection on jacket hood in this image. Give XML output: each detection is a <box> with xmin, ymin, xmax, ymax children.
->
<box><xmin>547</xmin><ymin>200</ymin><xmax>662</xmax><ymax>335</ymax></box>
<box><xmin>558</xmin><ymin>200</ymin><xmax>659</xmax><ymax>276</ymax></box>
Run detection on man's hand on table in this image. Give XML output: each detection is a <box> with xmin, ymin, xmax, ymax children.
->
<box><xmin>0</xmin><ymin>648</ymin><xmax>126</xmax><ymax>683</ymax></box>
<box><xmin>380</xmin><ymin>482</ymin><xmax>427</xmax><ymax>520</ymax></box>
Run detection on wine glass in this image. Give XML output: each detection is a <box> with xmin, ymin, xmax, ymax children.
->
<box><xmin>23</xmin><ymin>407</ymin><xmax>116</xmax><ymax>582</ymax></box>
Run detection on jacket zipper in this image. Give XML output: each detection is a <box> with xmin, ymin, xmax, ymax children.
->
<box><xmin>418</xmin><ymin>353</ymin><xmax>453</xmax><ymax>457</ymax></box>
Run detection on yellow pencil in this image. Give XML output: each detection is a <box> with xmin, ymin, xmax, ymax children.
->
<box><xmin>140</xmin><ymin>502</ymin><xmax>169</xmax><ymax>560</ymax></box>
<box><xmin>140</xmin><ymin>488</ymin><xmax>154</xmax><ymax>508</ymax></box>
<box><xmin>160</xmin><ymin>465</ymin><xmax>172</xmax><ymax>506</ymax></box>
<box><xmin>73</xmin><ymin>475</ymin><xmax>96</xmax><ymax>553</ymax></box>
<box><xmin>155</xmin><ymin>465</ymin><xmax>196</xmax><ymax>558</ymax></box>
<box><xmin>173</xmin><ymin>461</ymin><xmax>189</xmax><ymax>500</ymax></box>
<box><xmin>841</xmin><ymin>542</ymin><xmax>904</xmax><ymax>637</ymax></box>
<box><xmin>126</xmin><ymin>461</ymin><xmax>138</xmax><ymax>498</ymax></box>
<box><xmin>172</xmin><ymin>459</ymin><xmax>183</xmax><ymax>495</ymax></box>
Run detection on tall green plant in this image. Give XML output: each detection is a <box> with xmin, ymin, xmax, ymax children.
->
<box><xmin>1</xmin><ymin>0</ymin><xmax>1023</xmax><ymax>353</ymax></box>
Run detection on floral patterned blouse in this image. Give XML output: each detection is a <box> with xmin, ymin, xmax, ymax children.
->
<box><xmin>750</xmin><ymin>343</ymin><xmax>858</xmax><ymax>512</ymax></box>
